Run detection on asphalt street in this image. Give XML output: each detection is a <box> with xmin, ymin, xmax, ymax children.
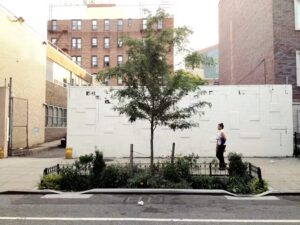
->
<box><xmin>0</xmin><ymin>194</ymin><xmax>299</xmax><ymax>225</ymax></box>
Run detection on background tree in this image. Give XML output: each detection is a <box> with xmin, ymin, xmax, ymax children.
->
<box><xmin>184</xmin><ymin>51</ymin><xmax>215</xmax><ymax>70</ymax></box>
<box><xmin>97</xmin><ymin>9</ymin><xmax>210</xmax><ymax>168</ymax></box>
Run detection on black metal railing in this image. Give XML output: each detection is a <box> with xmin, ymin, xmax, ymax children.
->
<box><xmin>43</xmin><ymin>162</ymin><xmax>263</xmax><ymax>182</ymax></box>
<box><xmin>248</xmin><ymin>163</ymin><xmax>263</xmax><ymax>183</ymax></box>
<box><xmin>43</xmin><ymin>164</ymin><xmax>71</xmax><ymax>176</ymax></box>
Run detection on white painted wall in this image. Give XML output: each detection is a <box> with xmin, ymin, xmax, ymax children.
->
<box><xmin>67</xmin><ymin>85</ymin><xmax>293</xmax><ymax>158</ymax></box>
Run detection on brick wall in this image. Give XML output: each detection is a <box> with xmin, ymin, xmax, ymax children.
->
<box><xmin>48</xmin><ymin>18</ymin><xmax>174</xmax><ymax>85</ymax></box>
<box><xmin>46</xmin><ymin>81</ymin><xmax>67</xmax><ymax>108</ymax></box>
<box><xmin>219</xmin><ymin>0</ymin><xmax>275</xmax><ymax>85</ymax></box>
<box><xmin>273</xmin><ymin>0</ymin><xmax>300</xmax><ymax>101</ymax></box>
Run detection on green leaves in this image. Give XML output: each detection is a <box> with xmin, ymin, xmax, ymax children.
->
<box><xmin>95</xmin><ymin>9</ymin><xmax>210</xmax><ymax>164</ymax></box>
<box><xmin>184</xmin><ymin>51</ymin><xmax>216</xmax><ymax>70</ymax></box>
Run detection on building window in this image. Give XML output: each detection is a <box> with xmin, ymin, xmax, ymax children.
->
<box><xmin>117</xmin><ymin>19</ymin><xmax>123</xmax><ymax>30</ymax></box>
<box><xmin>117</xmin><ymin>77</ymin><xmax>123</xmax><ymax>85</ymax></box>
<box><xmin>295</xmin><ymin>0</ymin><xmax>300</xmax><ymax>29</ymax></box>
<box><xmin>53</xmin><ymin>107</ymin><xmax>58</xmax><ymax>127</ymax></box>
<box><xmin>72</xmin><ymin>20</ymin><xmax>81</xmax><ymax>30</ymax></box>
<box><xmin>63</xmin><ymin>109</ymin><xmax>67</xmax><ymax>127</ymax></box>
<box><xmin>92</xmin><ymin>20</ymin><xmax>97</xmax><ymax>30</ymax></box>
<box><xmin>297</xmin><ymin>51</ymin><xmax>300</xmax><ymax>86</ymax></box>
<box><xmin>128</xmin><ymin>18</ymin><xmax>132</xmax><ymax>27</ymax></box>
<box><xmin>117</xmin><ymin>37</ymin><xmax>123</xmax><ymax>48</ymax></box>
<box><xmin>91</xmin><ymin>37</ymin><xmax>97</xmax><ymax>47</ymax></box>
<box><xmin>51</xmin><ymin>20</ymin><xmax>57</xmax><ymax>30</ymax></box>
<box><xmin>72</xmin><ymin>38</ymin><xmax>81</xmax><ymax>49</ymax></box>
<box><xmin>72</xmin><ymin>56</ymin><xmax>81</xmax><ymax>66</ymax></box>
<box><xmin>91</xmin><ymin>55</ymin><xmax>98</xmax><ymax>67</ymax></box>
<box><xmin>51</xmin><ymin>38</ymin><xmax>57</xmax><ymax>45</ymax></box>
<box><xmin>104</xmin><ymin>19</ymin><xmax>110</xmax><ymax>31</ymax></box>
<box><xmin>45</xmin><ymin>106</ymin><xmax>48</xmax><ymax>127</ymax></box>
<box><xmin>157</xmin><ymin>19</ymin><xmax>163</xmax><ymax>30</ymax></box>
<box><xmin>104</xmin><ymin>37</ymin><xmax>110</xmax><ymax>48</ymax></box>
<box><xmin>46</xmin><ymin>106</ymin><xmax>67</xmax><ymax>127</ymax></box>
<box><xmin>142</xmin><ymin>19</ymin><xmax>147</xmax><ymax>30</ymax></box>
<box><xmin>117</xmin><ymin>55</ymin><xmax>123</xmax><ymax>65</ymax></box>
<box><xmin>104</xmin><ymin>55</ymin><xmax>110</xmax><ymax>67</ymax></box>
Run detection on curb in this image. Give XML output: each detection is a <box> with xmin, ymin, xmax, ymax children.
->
<box><xmin>1</xmin><ymin>188</ymin><xmax>300</xmax><ymax>197</ymax></box>
<box><xmin>80</xmin><ymin>188</ymin><xmax>237</xmax><ymax>196</ymax></box>
<box><xmin>0</xmin><ymin>189</ymin><xmax>62</xmax><ymax>195</ymax></box>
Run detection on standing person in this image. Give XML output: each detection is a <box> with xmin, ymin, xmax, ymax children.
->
<box><xmin>216</xmin><ymin>123</ymin><xmax>226</xmax><ymax>170</ymax></box>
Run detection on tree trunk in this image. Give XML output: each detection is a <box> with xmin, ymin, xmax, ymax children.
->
<box><xmin>150</xmin><ymin>120</ymin><xmax>154</xmax><ymax>171</ymax></box>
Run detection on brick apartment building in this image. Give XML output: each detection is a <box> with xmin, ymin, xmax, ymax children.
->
<box><xmin>219</xmin><ymin>0</ymin><xmax>300</xmax><ymax>101</ymax></box>
<box><xmin>47</xmin><ymin>3</ymin><xmax>174</xmax><ymax>85</ymax></box>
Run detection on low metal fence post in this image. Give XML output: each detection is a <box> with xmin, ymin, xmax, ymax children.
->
<box><xmin>209</xmin><ymin>163</ymin><xmax>212</xmax><ymax>176</ymax></box>
<box><xmin>249</xmin><ymin>163</ymin><xmax>252</xmax><ymax>177</ymax></box>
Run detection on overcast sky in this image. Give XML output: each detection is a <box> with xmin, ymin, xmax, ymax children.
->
<box><xmin>0</xmin><ymin>0</ymin><xmax>219</xmax><ymax>67</ymax></box>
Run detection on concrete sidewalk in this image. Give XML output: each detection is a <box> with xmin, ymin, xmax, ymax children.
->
<box><xmin>0</xmin><ymin>153</ymin><xmax>299</xmax><ymax>192</ymax></box>
<box><xmin>0</xmin><ymin>157</ymin><xmax>74</xmax><ymax>192</ymax></box>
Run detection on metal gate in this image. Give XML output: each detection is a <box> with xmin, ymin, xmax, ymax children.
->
<box><xmin>9</xmin><ymin>97</ymin><xmax>29</xmax><ymax>151</ymax></box>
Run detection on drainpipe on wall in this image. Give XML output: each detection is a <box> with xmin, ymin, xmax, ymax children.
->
<box><xmin>8</xmin><ymin>77</ymin><xmax>13</xmax><ymax>155</ymax></box>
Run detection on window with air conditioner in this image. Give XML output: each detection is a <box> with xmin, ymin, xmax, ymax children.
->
<box><xmin>104</xmin><ymin>55</ymin><xmax>110</xmax><ymax>67</ymax></box>
<box><xmin>117</xmin><ymin>38</ymin><xmax>123</xmax><ymax>48</ymax></box>
<box><xmin>91</xmin><ymin>37</ymin><xmax>97</xmax><ymax>47</ymax></box>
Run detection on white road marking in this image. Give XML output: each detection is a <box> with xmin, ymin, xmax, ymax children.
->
<box><xmin>0</xmin><ymin>217</ymin><xmax>299</xmax><ymax>223</ymax></box>
<box><xmin>225</xmin><ymin>196</ymin><xmax>279</xmax><ymax>201</ymax></box>
<box><xmin>41</xmin><ymin>194</ymin><xmax>93</xmax><ymax>199</ymax></box>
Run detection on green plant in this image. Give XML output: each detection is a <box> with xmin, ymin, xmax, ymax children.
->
<box><xmin>162</xmin><ymin>158</ymin><xmax>191</xmax><ymax>182</ymax></box>
<box><xmin>97</xmin><ymin>9</ymin><xmax>210</xmax><ymax>169</ymax></box>
<box><xmin>227</xmin><ymin>152</ymin><xmax>248</xmax><ymax>178</ymax></box>
<box><xmin>227</xmin><ymin>176</ymin><xmax>251</xmax><ymax>194</ymax></box>
<box><xmin>249</xmin><ymin>178</ymin><xmax>268</xmax><ymax>194</ymax></box>
<box><xmin>91</xmin><ymin>151</ymin><xmax>106</xmax><ymax>186</ymax></box>
<box><xmin>39</xmin><ymin>174</ymin><xmax>62</xmax><ymax>190</ymax></box>
<box><xmin>127</xmin><ymin>171</ymin><xmax>152</xmax><ymax>188</ymax></box>
<box><xmin>59</xmin><ymin>167</ymin><xmax>91</xmax><ymax>191</ymax></box>
<box><xmin>101</xmin><ymin>165</ymin><xmax>130</xmax><ymax>188</ymax></box>
<box><xmin>191</xmin><ymin>176</ymin><xmax>228</xmax><ymax>189</ymax></box>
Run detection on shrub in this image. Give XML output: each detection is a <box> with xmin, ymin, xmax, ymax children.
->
<box><xmin>191</xmin><ymin>176</ymin><xmax>228</xmax><ymax>189</ymax></box>
<box><xmin>227</xmin><ymin>176</ymin><xmax>251</xmax><ymax>194</ymax></box>
<box><xmin>227</xmin><ymin>152</ymin><xmax>248</xmax><ymax>178</ymax></box>
<box><xmin>249</xmin><ymin>178</ymin><xmax>268</xmax><ymax>194</ymax></box>
<box><xmin>39</xmin><ymin>174</ymin><xmax>62</xmax><ymax>190</ymax></box>
<box><xmin>91</xmin><ymin>151</ymin><xmax>106</xmax><ymax>186</ymax></box>
<box><xmin>162</xmin><ymin>158</ymin><xmax>191</xmax><ymax>182</ymax></box>
<box><xmin>101</xmin><ymin>165</ymin><xmax>130</xmax><ymax>188</ymax></box>
<box><xmin>127</xmin><ymin>171</ymin><xmax>152</xmax><ymax>188</ymax></box>
<box><xmin>59</xmin><ymin>167</ymin><xmax>91</xmax><ymax>191</ymax></box>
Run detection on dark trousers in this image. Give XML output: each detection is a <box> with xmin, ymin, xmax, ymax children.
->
<box><xmin>216</xmin><ymin>145</ymin><xmax>226</xmax><ymax>169</ymax></box>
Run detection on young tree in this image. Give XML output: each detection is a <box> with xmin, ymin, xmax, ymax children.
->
<box><xmin>97</xmin><ymin>9</ymin><xmax>210</xmax><ymax>168</ymax></box>
<box><xmin>184</xmin><ymin>51</ymin><xmax>215</xmax><ymax>70</ymax></box>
